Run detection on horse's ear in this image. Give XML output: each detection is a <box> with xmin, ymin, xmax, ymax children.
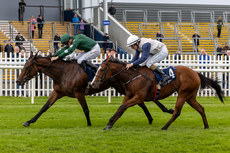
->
<box><xmin>34</xmin><ymin>51</ymin><xmax>39</xmax><ymax>57</ymax></box>
<box><xmin>29</xmin><ymin>51</ymin><xmax>33</xmax><ymax>58</ymax></box>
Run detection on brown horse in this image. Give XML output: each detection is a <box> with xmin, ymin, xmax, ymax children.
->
<box><xmin>91</xmin><ymin>56</ymin><xmax>224</xmax><ymax>130</ymax></box>
<box><xmin>16</xmin><ymin>52</ymin><xmax>173</xmax><ymax>127</ymax></box>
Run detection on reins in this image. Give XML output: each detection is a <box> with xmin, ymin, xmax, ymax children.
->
<box><xmin>101</xmin><ymin>60</ymin><xmax>155</xmax><ymax>85</ymax></box>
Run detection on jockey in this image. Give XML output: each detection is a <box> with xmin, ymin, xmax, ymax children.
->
<box><xmin>51</xmin><ymin>33</ymin><xmax>100</xmax><ymax>71</ymax></box>
<box><xmin>126</xmin><ymin>35</ymin><xmax>170</xmax><ymax>86</ymax></box>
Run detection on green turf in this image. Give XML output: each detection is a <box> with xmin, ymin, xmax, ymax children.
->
<box><xmin>0</xmin><ymin>96</ymin><xmax>229</xmax><ymax>153</ymax></box>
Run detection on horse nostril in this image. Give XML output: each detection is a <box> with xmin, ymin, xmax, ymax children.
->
<box><xmin>91</xmin><ymin>83</ymin><xmax>97</xmax><ymax>89</ymax></box>
<box><xmin>16</xmin><ymin>81</ymin><xmax>20</xmax><ymax>85</ymax></box>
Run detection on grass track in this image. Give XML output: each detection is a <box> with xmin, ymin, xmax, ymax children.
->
<box><xmin>0</xmin><ymin>96</ymin><xmax>229</xmax><ymax>153</ymax></box>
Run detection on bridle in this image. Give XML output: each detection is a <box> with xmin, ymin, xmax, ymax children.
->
<box><xmin>23</xmin><ymin>57</ymin><xmax>41</xmax><ymax>82</ymax></box>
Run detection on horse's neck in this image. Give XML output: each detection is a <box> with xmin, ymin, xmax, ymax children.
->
<box><xmin>37</xmin><ymin>59</ymin><xmax>64</xmax><ymax>82</ymax></box>
<box><xmin>112</xmin><ymin>63</ymin><xmax>135</xmax><ymax>82</ymax></box>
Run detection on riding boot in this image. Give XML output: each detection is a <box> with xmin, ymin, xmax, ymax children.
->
<box><xmin>80</xmin><ymin>61</ymin><xmax>87</xmax><ymax>72</ymax></box>
<box><xmin>86</xmin><ymin>61</ymin><xmax>98</xmax><ymax>73</ymax></box>
<box><xmin>150</xmin><ymin>65</ymin><xmax>170</xmax><ymax>86</ymax></box>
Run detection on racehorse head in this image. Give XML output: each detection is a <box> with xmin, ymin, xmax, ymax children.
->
<box><xmin>16</xmin><ymin>51</ymin><xmax>40</xmax><ymax>86</ymax></box>
<box><xmin>91</xmin><ymin>56</ymin><xmax>126</xmax><ymax>89</ymax></box>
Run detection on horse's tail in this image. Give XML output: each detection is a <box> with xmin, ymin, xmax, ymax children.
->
<box><xmin>197</xmin><ymin>73</ymin><xmax>224</xmax><ymax>103</ymax></box>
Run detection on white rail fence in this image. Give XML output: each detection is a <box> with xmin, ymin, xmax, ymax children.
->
<box><xmin>0</xmin><ymin>53</ymin><xmax>230</xmax><ymax>99</ymax></box>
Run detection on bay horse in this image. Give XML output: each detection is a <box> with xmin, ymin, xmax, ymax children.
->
<box><xmin>16</xmin><ymin>52</ymin><xmax>173</xmax><ymax>127</ymax></box>
<box><xmin>91</xmin><ymin>56</ymin><xmax>224</xmax><ymax>130</ymax></box>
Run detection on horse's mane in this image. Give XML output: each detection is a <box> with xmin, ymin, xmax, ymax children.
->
<box><xmin>35</xmin><ymin>56</ymin><xmax>77</xmax><ymax>64</ymax></box>
<box><xmin>103</xmin><ymin>57</ymin><xmax>126</xmax><ymax>66</ymax></box>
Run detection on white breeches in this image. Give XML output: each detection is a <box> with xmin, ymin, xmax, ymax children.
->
<box><xmin>74</xmin><ymin>44</ymin><xmax>100</xmax><ymax>64</ymax></box>
<box><xmin>140</xmin><ymin>45</ymin><xmax>168</xmax><ymax>68</ymax></box>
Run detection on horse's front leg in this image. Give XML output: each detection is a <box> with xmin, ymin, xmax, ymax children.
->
<box><xmin>154</xmin><ymin>100</ymin><xmax>174</xmax><ymax>114</ymax></box>
<box><xmin>74</xmin><ymin>92</ymin><xmax>91</xmax><ymax>126</ymax></box>
<box><xmin>23</xmin><ymin>90</ymin><xmax>63</xmax><ymax>127</ymax></box>
<box><xmin>104</xmin><ymin>95</ymin><xmax>144</xmax><ymax>130</ymax></box>
<box><xmin>138</xmin><ymin>103</ymin><xmax>153</xmax><ymax>124</ymax></box>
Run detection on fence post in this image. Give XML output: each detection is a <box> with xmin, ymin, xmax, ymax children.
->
<box><xmin>31</xmin><ymin>78</ymin><xmax>35</xmax><ymax>104</ymax></box>
<box><xmin>108</xmin><ymin>88</ymin><xmax>111</xmax><ymax>103</ymax></box>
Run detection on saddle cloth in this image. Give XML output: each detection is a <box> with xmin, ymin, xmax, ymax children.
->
<box><xmin>153</xmin><ymin>66</ymin><xmax>176</xmax><ymax>86</ymax></box>
<box><xmin>85</xmin><ymin>65</ymin><xmax>99</xmax><ymax>82</ymax></box>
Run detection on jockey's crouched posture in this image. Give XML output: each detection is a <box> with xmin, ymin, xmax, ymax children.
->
<box><xmin>126</xmin><ymin>35</ymin><xmax>170</xmax><ymax>86</ymax></box>
<box><xmin>51</xmin><ymin>33</ymin><xmax>100</xmax><ymax>72</ymax></box>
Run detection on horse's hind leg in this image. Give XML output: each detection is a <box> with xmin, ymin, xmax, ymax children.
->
<box><xmin>138</xmin><ymin>103</ymin><xmax>153</xmax><ymax>124</ymax></box>
<box><xmin>161</xmin><ymin>96</ymin><xmax>185</xmax><ymax>130</ymax></box>
<box><xmin>23</xmin><ymin>90</ymin><xmax>63</xmax><ymax>127</ymax></box>
<box><xmin>154</xmin><ymin>100</ymin><xmax>174</xmax><ymax>114</ymax></box>
<box><xmin>186</xmin><ymin>97</ymin><xmax>209</xmax><ymax>129</ymax></box>
<box><xmin>74</xmin><ymin>92</ymin><xmax>91</xmax><ymax>126</ymax></box>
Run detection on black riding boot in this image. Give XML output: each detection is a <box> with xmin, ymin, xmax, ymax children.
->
<box><xmin>154</xmin><ymin>67</ymin><xmax>170</xmax><ymax>86</ymax></box>
<box><xmin>80</xmin><ymin>61</ymin><xmax>87</xmax><ymax>72</ymax></box>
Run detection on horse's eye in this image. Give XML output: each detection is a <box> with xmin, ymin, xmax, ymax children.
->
<box><xmin>100</xmin><ymin>69</ymin><xmax>104</xmax><ymax>72</ymax></box>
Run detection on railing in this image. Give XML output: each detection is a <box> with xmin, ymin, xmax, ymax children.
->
<box><xmin>122</xmin><ymin>9</ymin><xmax>148</xmax><ymax>28</ymax></box>
<box><xmin>3</xmin><ymin>40</ymin><xmax>34</xmax><ymax>52</ymax></box>
<box><xmin>67</xmin><ymin>23</ymin><xmax>94</xmax><ymax>39</ymax></box>
<box><xmin>157</xmin><ymin>10</ymin><xmax>182</xmax><ymax>27</ymax></box>
<box><xmin>192</xmin><ymin>37</ymin><xmax>214</xmax><ymax>53</ymax></box>
<box><xmin>27</xmin><ymin>22</ymin><xmax>56</xmax><ymax>40</ymax></box>
<box><xmin>1</xmin><ymin>53</ymin><xmax>230</xmax><ymax>98</ymax></box>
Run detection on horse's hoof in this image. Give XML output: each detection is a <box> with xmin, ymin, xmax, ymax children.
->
<box><xmin>204</xmin><ymin>126</ymin><xmax>209</xmax><ymax>129</ymax></box>
<box><xmin>149</xmin><ymin>119</ymin><xmax>153</xmax><ymax>124</ymax></box>
<box><xmin>103</xmin><ymin>125</ymin><xmax>112</xmax><ymax>130</ymax></box>
<box><xmin>161</xmin><ymin>127</ymin><xmax>168</xmax><ymax>130</ymax></box>
<box><xmin>169</xmin><ymin>109</ymin><xmax>174</xmax><ymax>114</ymax></box>
<box><xmin>23</xmin><ymin>121</ymin><xmax>30</xmax><ymax>127</ymax></box>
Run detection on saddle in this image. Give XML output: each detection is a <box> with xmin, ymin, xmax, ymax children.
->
<box><xmin>153</xmin><ymin>66</ymin><xmax>176</xmax><ymax>86</ymax></box>
<box><xmin>153</xmin><ymin>66</ymin><xmax>176</xmax><ymax>101</ymax></box>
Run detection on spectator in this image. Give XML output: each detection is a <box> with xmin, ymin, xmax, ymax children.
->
<box><xmin>54</xmin><ymin>33</ymin><xmax>61</xmax><ymax>53</ymax></box>
<box><xmin>199</xmin><ymin>49</ymin><xmax>210</xmax><ymax>69</ymax></box>
<box><xmin>103</xmin><ymin>33</ymin><xmax>110</xmax><ymax>53</ymax></box>
<box><xmin>105</xmin><ymin>48</ymin><xmax>110</xmax><ymax>58</ymax></box>
<box><xmin>156</xmin><ymin>31</ymin><xmax>164</xmax><ymax>42</ymax></box>
<box><xmin>17</xmin><ymin>49</ymin><xmax>26</xmax><ymax>96</ymax></box>
<box><xmin>0</xmin><ymin>44</ymin><xmax>2</xmax><ymax>52</ymax></box>
<box><xmin>4</xmin><ymin>40</ymin><xmax>14</xmax><ymax>58</ymax></box>
<box><xmin>192</xmin><ymin>31</ymin><xmax>200</xmax><ymax>52</ymax></box>
<box><xmin>47</xmin><ymin>49</ymin><xmax>52</xmax><ymax>56</ymax></box>
<box><xmin>217</xmin><ymin>16</ymin><xmax>223</xmax><ymax>38</ymax></box>
<box><xmin>222</xmin><ymin>50</ymin><xmax>230</xmax><ymax>89</ymax></box>
<box><xmin>174</xmin><ymin>50</ymin><xmax>181</xmax><ymax>60</ymax></box>
<box><xmin>14</xmin><ymin>46</ymin><xmax>20</xmax><ymax>58</ymax></box>
<box><xmin>72</xmin><ymin>14</ymin><xmax>80</xmax><ymax>35</ymax></box>
<box><xmin>216</xmin><ymin>44</ymin><xmax>223</xmax><ymax>59</ymax></box>
<box><xmin>15</xmin><ymin>32</ymin><xmax>25</xmax><ymax>46</ymax></box>
<box><xmin>110</xmin><ymin>48</ymin><xmax>118</xmax><ymax>58</ymax></box>
<box><xmin>108</xmin><ymin>4</ymin><xmax>116</xmax><ymax>16</ymax></box>
<box><xmin>19</xmin><ymin>43</ymin><xmax>25</xmax><ymax>52</ymax></box>
<box><xmin>30</xmin><ymin>16</ymin><xmax>37</xmax><ymax>39</ymax></box>
<box><xmin>226</xmin><ymin>50</ymin><xmax>230</xmax><ymax>60</ymax></box>
<box><xmin>222</xmin><ymin>42</ymin><xmax>229</xmax><ymax>53</ymax></box>
<box><xmin>18</xmin><ymin>0</ymin><xmax>26</xmax><ymax>21</ymax></box>
<box><xmin>79</xmin><ymin>19</ymin><xmax>85</xmax><ymax>34</ymax></box>
<box><xmin>37</xmin><ymin>15</ymin><xmax>44</xmax><ymax>39</ymax></box>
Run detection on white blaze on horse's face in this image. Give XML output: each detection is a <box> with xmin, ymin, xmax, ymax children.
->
<box><xmin>91</xmin><ymin>65</ymin><xmax>101</xmax><ymax>85</ymax></box>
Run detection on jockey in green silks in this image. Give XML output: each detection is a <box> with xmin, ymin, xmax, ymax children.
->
<box><xmin>51</xmin><ymin>34</ymin><xmax>100</xmax><ymax>70</ymax></box>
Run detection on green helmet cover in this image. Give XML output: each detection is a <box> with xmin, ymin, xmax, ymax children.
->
<box><xmin>61</xmin><ymin>33</ymin><xmax>70</xmax><ymax>44</ymax></box>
